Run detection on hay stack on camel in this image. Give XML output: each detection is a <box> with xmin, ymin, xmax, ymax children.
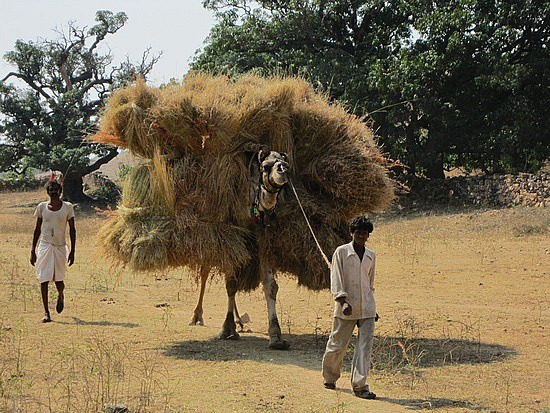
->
<box><xmin>91</xmin><ymin>73</ymin><xmax>394</xmax><ymax>349</ymax></box>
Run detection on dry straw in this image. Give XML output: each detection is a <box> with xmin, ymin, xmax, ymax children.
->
<box><xmin>91</xmin><ymin>73</ymin><xmax>394</xmax><ymax>290</ymax></box>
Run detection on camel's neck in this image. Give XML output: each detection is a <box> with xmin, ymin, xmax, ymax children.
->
<box><xmin>258</xmin><ymin>186</ymin><xmax>279</xmax><ymax>213</ymax></box>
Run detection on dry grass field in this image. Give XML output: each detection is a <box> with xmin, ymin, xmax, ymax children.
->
<box><xmin>0</xmin><ymin>189</ymin><xmax>548</xmax><ymax>413</ymax></box>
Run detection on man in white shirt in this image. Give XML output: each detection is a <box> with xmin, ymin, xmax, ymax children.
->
<box><xmin>30</xmin><ymin>179</ymin><xmax>76</xmax><ymax>323</ymax></box>
<box><xmin>322</xmin><ymin>215</ymin><xmax>378</xmax><ymax>399</ymax></box>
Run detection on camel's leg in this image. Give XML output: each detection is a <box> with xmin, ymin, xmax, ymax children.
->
<box><xmin>218</xmin><ymin>275</ymin><xmax>240</xmax><ymax>340</ymax></box>
<box><xmin>263</xmin><ymin>268</ymin><xmax>290</xmax><ymax>350</ymax></box>
<box><xmin>189</xmin><ymin>266</ymin><xmax>209</xmax><ymax>325</ymax></box>
<box><xmin>233</xmin><ymin>300</ymin><xmax>245</xmax><ymax>331</ymax></box>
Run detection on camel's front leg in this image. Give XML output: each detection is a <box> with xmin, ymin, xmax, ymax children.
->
<box><xmin>189</xmin><ymin>266</ymin><xmax>209</xmax><ymax>325</ymax></box>
<box><xmin>263</xmin><ymin>268</ymin><xmax>290</xmax><ymax>350</ymax></box>
<box><xmin>218</xmin><ymin>274</ymin><xmax>240</xmax><ymax>340</ymax></box>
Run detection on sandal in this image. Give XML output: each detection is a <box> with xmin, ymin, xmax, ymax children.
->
<box><xmin>354</xmin><ymin>389</ymin><xmax>376</xmax><ymax>399</ymax></box>
<box><xmin>41</xmin><ymin>314</ymin><xmax>52</xmax><ymax>323</ymax></box>
<box><xmin>56</xmin><ymin>293</ymin><xmax>64</xmax><ymax>314</ymax></box>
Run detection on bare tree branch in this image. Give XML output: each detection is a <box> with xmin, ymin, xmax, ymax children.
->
<box><xmin>1</xmin><ymin>72</ymin><xmax>52</xmax><ymax>99</ymax></box>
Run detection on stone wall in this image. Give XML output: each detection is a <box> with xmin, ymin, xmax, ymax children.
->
<box><xmin>396</xmin><ymin>171</ymin><xmax>549</xmax><ymax>210</ymax></box>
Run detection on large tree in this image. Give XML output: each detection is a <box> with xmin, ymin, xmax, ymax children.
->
<box><xmin>0</xmin><ymin>10</ymin><xmax>160</xmax><ymax>201</ymax></box>
<box><xmin>377</xmin><ymin>0</ymin><xmax>550</xmax><ymax>177</ymax></box>
<box><xmin>193</xmin><ymin>0</ymin><xmax>549</xmax><ymax>177</ymax></box>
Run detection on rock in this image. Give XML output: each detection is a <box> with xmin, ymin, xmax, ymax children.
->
<box><xmin>104</xmin><ymin>404</ymin><xmax>129</xmax><ymax>413</ymax></box>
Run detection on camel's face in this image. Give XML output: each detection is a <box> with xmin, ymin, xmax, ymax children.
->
<box><xmin>260</xmin><ymin>151</ymin><xmax>289</xmax><ymax>188</ymax></box>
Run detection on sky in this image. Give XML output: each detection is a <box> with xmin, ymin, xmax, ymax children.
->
<box><xmin>0</xmin><ymin>0</ymin><xmax>217</xmax><ymax>86</ymax></box>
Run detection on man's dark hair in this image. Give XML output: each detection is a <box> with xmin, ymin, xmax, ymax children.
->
<box><xmin>349</xmin><ymin>215</ymin><xmax>373</xmax><ymax>234</ymax></box>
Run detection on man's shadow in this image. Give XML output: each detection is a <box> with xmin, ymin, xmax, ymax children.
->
<box><xmin>60</xmin><ymin>316</ymin><xmax>140</xmax><ymax>328</ymax></box>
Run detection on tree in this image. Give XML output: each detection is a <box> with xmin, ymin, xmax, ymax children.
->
<box><xmin>0</xmin><ymin>10</ymin><xmax>160</xmax><ymax>201</ymax></box>
<box><xmin>193</xmin><ymin>0</ymin><xmax>549</xmax><ymax>177</ymax></box>
<box><xmin>378</xmin><ymin>0</ymin><xmax>550</xmax><ymax>177</ymax></box>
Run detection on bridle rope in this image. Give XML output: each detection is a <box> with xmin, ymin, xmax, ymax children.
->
<box><xmin>288</xmin><ymin>178</ymin><xmax>331</xmax><ymax>269</ymax></box>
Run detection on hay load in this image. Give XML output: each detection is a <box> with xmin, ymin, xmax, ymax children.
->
<box><xmin>92</xmin><ymin>73</ymin><xmax>394</xmax><ymax>290</ymax></box>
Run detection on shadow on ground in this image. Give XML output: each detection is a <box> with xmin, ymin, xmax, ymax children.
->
<box><xmin>376</xmin><ymin>396</ymin><xmax>487</xmax><ymax>411</ymax></box>
<box><xmin>69</xmin><ymin>316</ymin><xmax>139</xmax><ymax>328</ymax></box>
<box><xmin>163</xmin><ymin>332</ymin><xmax>516</xmax><ymax>372</ymax></box>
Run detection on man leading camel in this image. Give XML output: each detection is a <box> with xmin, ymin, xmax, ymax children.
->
<box><xmin>322</xmin><ymin>215</ymin><xmax>379</xmax><ymax>399</ymax></box>
<box><xmin>30</xmin><ymin>178</ymin><xmax>76</xmax><ymax>323</ymax></box>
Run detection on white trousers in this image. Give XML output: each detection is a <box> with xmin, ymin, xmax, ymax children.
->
<box><xmin>35</xmin><ymin>241</ymin><xmax>68</xmax><ymax>283</ymax></box>
<box><xmin>322</xmin><ymin>317</ymin><xmax>375</xmax><ymax>391</ymax></box>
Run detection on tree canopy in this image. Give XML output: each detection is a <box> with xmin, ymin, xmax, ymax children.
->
<box><xmin>0</xmin><ymin>10</ymin><xmax>160</xmax><ymax>201</ymax></box>
<box><xmin>193</xmin><ymin>0</ymin><xmax>549</xmax><ymax>177</ymax></box>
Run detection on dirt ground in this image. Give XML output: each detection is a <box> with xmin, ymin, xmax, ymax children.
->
<box><xmin>0</xmin><ymin>189</ymin><xmax>548</xmax><ymax>413</ymax></box>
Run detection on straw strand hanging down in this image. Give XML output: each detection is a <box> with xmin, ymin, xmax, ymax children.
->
<box><xmin>91</xmin><ymin>72</ymin><xmax>394</xmax><ymax>290</ymax></box>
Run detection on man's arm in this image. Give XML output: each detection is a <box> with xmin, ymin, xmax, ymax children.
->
<box><xmin>67</xmin><ymin>217</ymin><xmax>76</xmax><ymax>266</ymax></box>
<box><xmin>336</xmin><ymin>296</ymin><xmax>352</xmax><ymax>316</ymax></box>
<box><xmin>331</xmin><ymin>250</ymin><xmax>352</xmax><ymax>315</ymax></box>
<box><xmin>30</xmin><ymin>217</ymin><xmax>42</xmax><ymax>266</ymax></box>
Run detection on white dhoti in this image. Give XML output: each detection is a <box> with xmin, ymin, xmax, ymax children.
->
<box><xmin>35</xmin><ymin>241</ymin><xmax>68</xmax><ymax>283</ymax></box>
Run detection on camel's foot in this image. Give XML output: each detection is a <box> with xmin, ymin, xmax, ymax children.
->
<box><xmin>268</xmin><ymin>338</ymin><xmax>290</xmax><ymax>350</ymax></box>
<box><xmin>188</xmin><ymin>315</ymin><xmax>204</xmax><ymax>326</ymax></box>
<box><xmin>217</xmin><ymin>329</ymin><xmax>240</xmax><ymax>340</ymax></box>
<box><xmin>218</xmin><ymin>315</ymin><xmax>240</xmax><ymax>340</ymax></box>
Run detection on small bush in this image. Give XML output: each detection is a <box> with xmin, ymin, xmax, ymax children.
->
<box><xmin>118</xmin><ymin>164</ymin><xmax>134</xmax><ymax>181</ymax></box>
<box><xmin>0</xmin><ymin>172</ymin><xmax>41</xmax><ymax>192</ymax></box>
<box><xmin>87</xmin><ymin>172</ymin><xmax>121</xmax><ymax>204</ymax></box>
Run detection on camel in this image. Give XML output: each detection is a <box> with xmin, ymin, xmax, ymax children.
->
<box><xmin>91</xmin><ymin>74</ymin><xmax>395</xmax><ymax>352</ymax></box>
<box><xmin>189</xmin><ymin>145</ymin><xmax>291</xmax><ymax>350</ymax></box>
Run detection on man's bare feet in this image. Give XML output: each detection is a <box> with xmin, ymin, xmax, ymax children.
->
<box><xmin>56</xmin><ymin>293</ymin><xmax>64</xmax><ymax>314</ymax></box>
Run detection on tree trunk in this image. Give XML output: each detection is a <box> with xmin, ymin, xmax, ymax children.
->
<box><xmin>62</xmin><ymin>172</ymin><xmax>92</xmax><ymax>203</ymax></box>
<box><xmin>425</xmin><ymin>157</ymin><xmax>445</xmax><ymax>179</ymax></box>
<box><xmin>61</xmin><ymin>148</ymin><xmax>118</xmax><ymax>203</ymax></box>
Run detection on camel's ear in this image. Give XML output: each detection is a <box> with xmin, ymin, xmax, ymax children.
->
<box><xmin>258</xmin><ymin>148</ymin><xmax>270</xmax><ymax>163</ymax></box>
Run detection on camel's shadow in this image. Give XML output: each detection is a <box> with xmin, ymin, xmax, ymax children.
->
<box><xmin>163</xmin><ymin>332</ymin><xmax>516</xmax><ymax>371</ymax></box>
<box><xmin>164</xmin><ymin>333</ymin><xmax>509</xmax><ymax>411</ymax></box>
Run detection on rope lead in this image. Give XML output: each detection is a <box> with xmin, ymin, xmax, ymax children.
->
<box><xmin>288</xmin><ymin>178</ymin><xmax>331</xmax><ymax>269</ymax></box>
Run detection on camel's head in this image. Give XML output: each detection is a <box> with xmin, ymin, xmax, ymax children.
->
<box><xmin>259</xmin><ymin>150</ymin><xmax>289</xmax><ymax>189</ymax></box>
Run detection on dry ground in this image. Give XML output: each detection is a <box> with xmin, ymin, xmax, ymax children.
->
<box><xmin>0</xmin><ymin>189</ymin><xmax>548</xmax><ymax>413</ymax></box>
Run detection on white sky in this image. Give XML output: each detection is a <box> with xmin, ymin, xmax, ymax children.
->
<box><xmin>0</xmin><ymin>0</ymin><xmax>216</xmax><ymax>86</ymax></box>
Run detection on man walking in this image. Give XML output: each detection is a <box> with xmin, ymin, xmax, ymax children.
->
<box><xmin>322</xmin><ymin>215</ymin><xmax>378</xmax><ymax>399</ymax></box>
<box><xmin>30</xmin><ymin>178</ymin><xmax>76</xmax><ymax>323</ymax></box>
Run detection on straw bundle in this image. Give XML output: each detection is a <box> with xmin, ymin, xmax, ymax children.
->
<box><xmin>92</xmin><ymin>73</ymin><xmax>394</xmax><ymax>290</ymax></box>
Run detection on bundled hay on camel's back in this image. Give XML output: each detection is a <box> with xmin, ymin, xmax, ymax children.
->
<box><xmin>92</xmin><ymin>73</ymin><xmax>394</xmax><ymax>290</ymax></box>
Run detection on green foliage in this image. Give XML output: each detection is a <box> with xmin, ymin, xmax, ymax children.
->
<box><xmin>0</xmin><ymin>170</ymin><xmax>41</xmax><ymax>192</ymax></box>
<box><xmin>117</xmin><ymin>164</ymin><xmax>134</xmax><ymax>181</ymax></box>
<box><xmin>194</xmin><ymin>0</ymin><xmax>549</xmax><ymax>177</ymax></box>
<box><xmin>87</xmin><ymin>172</ymin><xmax>121</xmax><ymax>205</ymax></box>
<box><xmin>0</xmin><ymin>11</ymin><xmax>159</xmax><ymax>201</ymax></box>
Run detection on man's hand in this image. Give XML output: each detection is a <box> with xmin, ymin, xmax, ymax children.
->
<box><xmin>342</xmin><ymin>302</ymin><xmax>352</xmax><ymax>316</ymax></box>
<box><xmin>375</xmin><ymin>312</ymin><xmax>380</xmax><ymax>322</ymax></box>
<box><xmin>68</xmin><ymin>250</ymin><xmax>75</xmax><ymax>266</ymax></box>
<box><xmin>30</xmin><ymin>250</ymin><xmax>36</xmax><ymax>266</ymax></box>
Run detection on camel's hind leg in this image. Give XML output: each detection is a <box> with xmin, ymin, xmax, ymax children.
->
<box><xmin>233</xmin><ymin>300</ymin><xmax>245</xmax><ymax>331</ymax></box>
<box><xmin>189</xmin><ymin>266</ymin><xmax>209</xmax><ymax>325</ymax></box>
<box><xmin>263</xmin><ymin>268</ymin><xmax>290</xmax><ymax>350</ymax></box>
<box><xmin>218</xmin><ymin>274</ymin><xmax>240</xmax><ymax>340</ymax></box>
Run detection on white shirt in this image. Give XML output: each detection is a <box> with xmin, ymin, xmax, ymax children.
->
<box><xmin>34</xmin><ymin>201</ymin><xmax>75</xmax><ymax>246</ymax></box>
<box><xmin>330</xmin><ymin>241</ymin><xmax>376</xmax><ymax>320</ymax></box>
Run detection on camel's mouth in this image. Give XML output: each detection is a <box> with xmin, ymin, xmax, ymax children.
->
<box><xmin>271</xmin><ymin>161</ymin><xmax>289</xmax><ymax>185</ymax></box>
<box><xmin>276</xmin><ymin>161</ymin><xmax>289</xmax><ymax>175</ymax></box>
